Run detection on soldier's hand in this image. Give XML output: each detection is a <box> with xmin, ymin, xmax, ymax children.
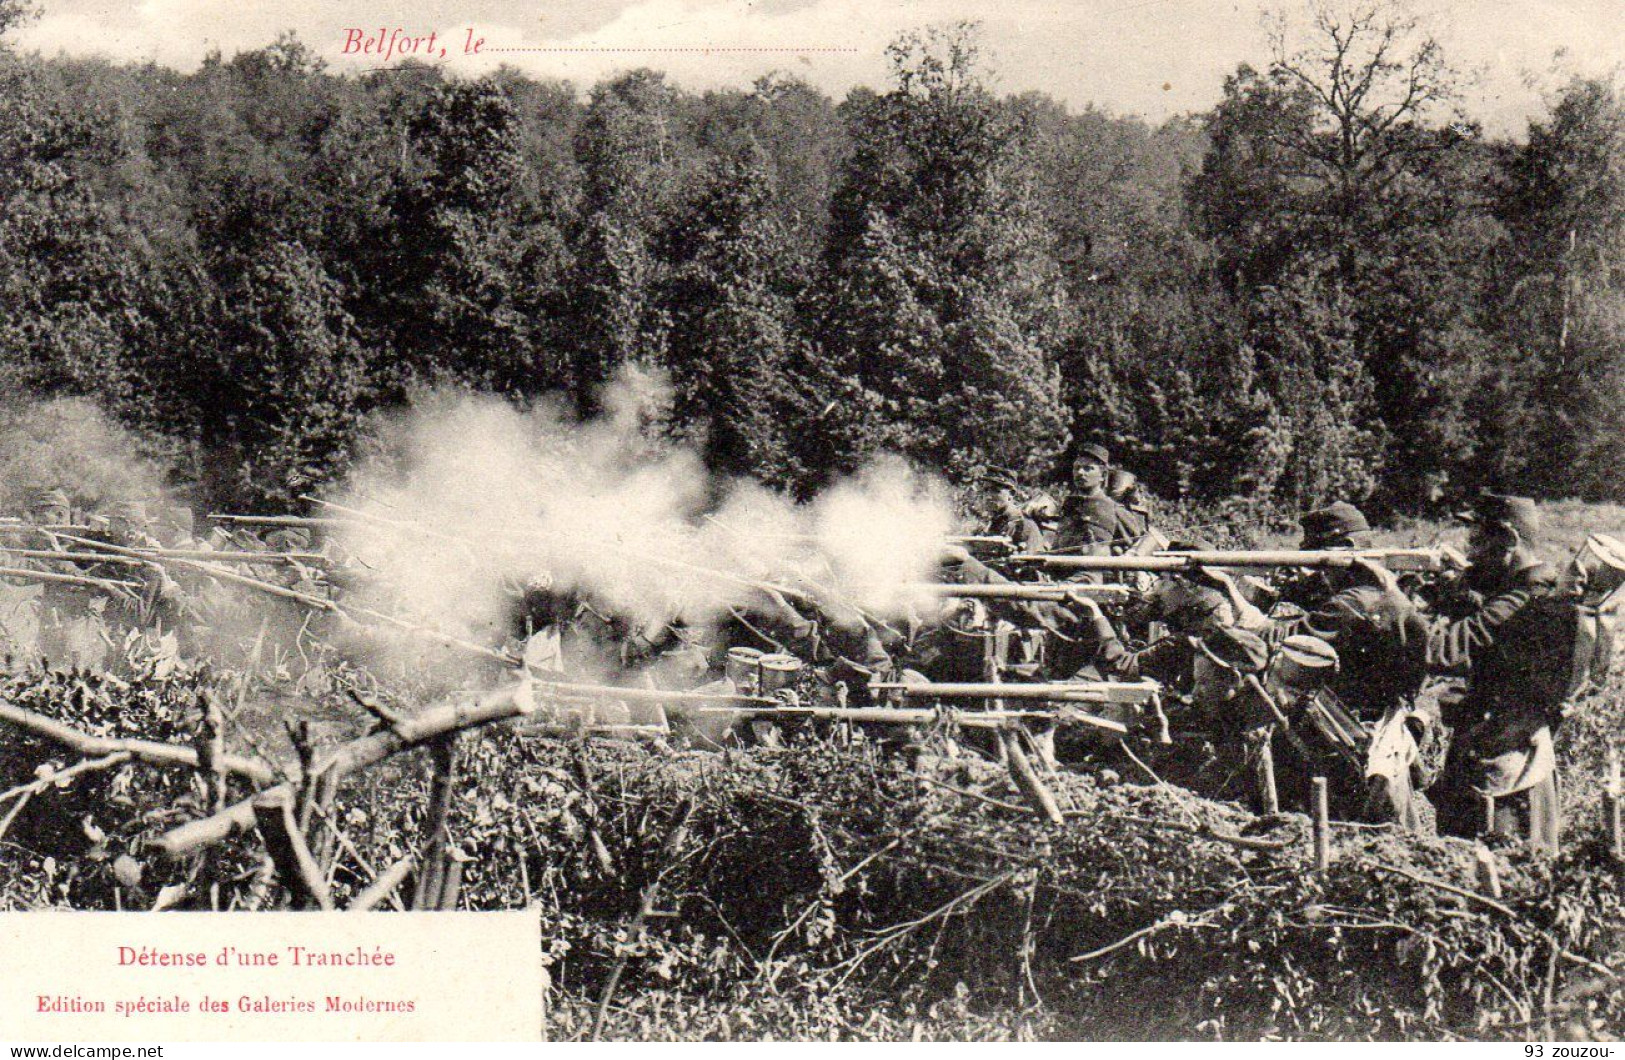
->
<box><xmin>1438</xmin><ymin>545</ymin><xmax>1469</xmax><ymax>570</ymax></box>
<box><xmin>1352</xmin><ymin>556</ymin><xmax>1404</xmax><ymax>598</ymax></box>
<box><xmin>1064</xmin><ymin>590</ymin><xmax>1104</xmax><ymax>616</ymax></box>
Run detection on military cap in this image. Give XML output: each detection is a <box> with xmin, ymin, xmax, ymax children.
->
<box><xmin>1072</xmin><ymin>443</ymin><xmax>1111</xmax><ymax>468</ymax></box>
<box><xmin>1272</xmin><ymin>635</ymin><xmax>1340</xmax><ymax>690</ymax></box>
<box><xmin>971</xmin><ymin>467</ymin><xmax>1023</xmax><ymax>492</ymax></box>
<box><xmin>108</xmin><ymin>499</ymin><xmax>151</xmax><ymax>524</ymax></box>
<box><xmin>1195</xmin><ymin>625</ymin><xmax>1269</xmax><ymax>674</ymax></box>
<box><xmin>265</xmin><ymin>527</ymin><xmax>311</xmax><ymax>551</ymax></box>
<box><xmin>29</xmin><ymin>488</ymin><xmax>71</xmax><ymax>511</ymax></box>
<box><xmin>1299</xmin><ymin>502</ymin><xmax>1371</xmax><ymax>549</ymax></box>
<box><xmin>1280</xmin><ymin>634</ymin><xmax>1339</xmax><ymax>671</ymax></box>
<box><xmin>1574</xmin><ymin>534</ymin><xmax>1625</xmax><ymax>608</ymax></box>
<box><xmin>1455</xmin><ymin>492</ymin><xmax>1540</xmax><ymax>541</ymax></box>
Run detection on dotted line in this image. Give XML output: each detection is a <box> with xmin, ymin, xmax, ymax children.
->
<box><xmin>484</xmin><ymin>46</ymin><xmax>859</xmax><ymax>53</ymax></box>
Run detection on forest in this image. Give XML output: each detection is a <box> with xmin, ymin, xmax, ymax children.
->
<box><xmin>0</xmin><ymin>2</ymin><xmax>1621</xmax><ymax>518</ymax></box>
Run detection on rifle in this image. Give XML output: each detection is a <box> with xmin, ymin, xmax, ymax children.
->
<box><xmin>675</xmin><ymin>702</ymin><xmax>1128</xmax><ymax>734</ymax></box>
<box><xmin>1011</xmin><ymin>547</ymin><xmax>1464</xmax><ymax>574</ymax></box>
<box><xmin>142</xmin><ymin>548</ymin><xmax>331</xmax><ymax>566</ymax></box>
<box><xmin>905</xmin><ymin>582</ymin><xmax>1132</xmax><ymax>603</ymax></box>
<box><xmin>0</xmin><ymin>566</ymin><xmax>143</xmax><ymax>592</ymax></box>
<box><xmin>947</xmin><ymin>534</ymin><xmax>1018</xmax><ymax>553</ymax></box>
<box><xmin>208</xmin><ymin>514</ymin><xmax>350</xmax><ymax>529</ymax></box>
<box><xmin>0</xmin><ymin>549</ymin><xmax>146</xmax><ymax>566</ymax></box>
<box><xmin>869</xmin><ymin>679</ymin><xmax>1160</xmax><ymax>704</ymax></box>
<box><xmin>0</xmin><ymin>547</ymin><xmax>327</xmax><ymax>567</ymax></box>
<box><xmin>0</xmin><ymin>524</ymin><xmax>95</xmax><ymax>535</ymax></box>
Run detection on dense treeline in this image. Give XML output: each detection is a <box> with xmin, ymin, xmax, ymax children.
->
<box><xmin>1</xmin><ymin>8</ymin><xmax>1621</xmax><ymax>515</ymax></box>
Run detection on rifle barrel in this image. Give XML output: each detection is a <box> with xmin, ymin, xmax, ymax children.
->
<box><xmin>0</xmin><ymin>549</ymin><xmax>145</xmax><ymax>566</ymax></box>
<box><xmin>143</xmin><ymin>549</ymin><xmax>330</xmax><ymax>565</ymax></box>
<box><xmin>1011</xmin><ymin>553</ymin><xmax>1188</xmax><ymax>571</ymax></box>
<box><xmin>870</xmin><ymin>680</ymin><xmax>1159</xmax><ymax>703</ymax></box>
<box><xmin>208</xmin><ymin>514</ymin><xmax>349</xmax><ymax>528</ymax></box>
<box><xmin>0</xmin><ymin>566</ymin><xmax>142</xmax><ymax>592</ymax></box>
<box><xmin>907</xmin><ymin>582</ymin><xmax>1131</xmax><ymax>601</ymax></box>
<box><xmin>1153</xmin><ymin>548</ymin><xmax>1444</xmax><ymax>571</ymax></box>
<box><xmin>677</xmin><ymin>703</ymin><xmax>1128</xmax><ymax>733</ymax></box>
<box><xmin>523</xmin><ymin>680</ymin><xmax>777</xmax><ymax>707</ymax></box>
<box><xmin>1012</xmin><ymin>548</ymin><xmax>1445</xmax><ymax>572</ymax></box>
<box><xmin>0</xmin><ymin>524</ymin><xmax>94</xmax><ymax>535</ymax></box>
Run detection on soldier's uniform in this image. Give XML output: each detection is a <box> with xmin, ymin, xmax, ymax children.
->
<box><xmin>1273</xmin><ymin>502</ymin><xmax>1375</xmax><ymax>613</ymax></box>
<box><xmin>1053</xmin><ymin>444</ymin><xmax>1132</xmax><ymax>554</ymax></box>
<box><xmin>1425</xmin><ymin>494</ymin><xmax>1563</xmax><ymax>853</ymax></box>
<box><xmin>16</xmin><ymin>489</ymin><xmax>96</xmax><ymax>665</ymax></box>
<box><xmin>100</xmin><ymin>500</ymin><xmax>187</xmax><ymax>636</ymax></box>
<box><xmin>1054</xmin><ymin>493</ymin><xmax>1129</xmax><ymax>555</ymax></box>
<box><xmin>1568</xmin><ymin>534</ymin><xmax>1625</xmax><ymax>701</ymax></box>
<box><xmin>1107</xmin><ymin>469</ymin><xmax>1154</xmax><ymax>541</ymax></box>
<box><xmin>971</xmin><ymin>471</ymin><xmax>1049</xmax><ymax>555</ymax></box>
<box><xmin>730</xmin><ymin>588</ymin><xmax>892</xmax><ymax>701</ymax></box>
<box><xmin>1272</xmin><ymin>557</ymin><xmax>1432</xmax><ymax>828</ymax></box>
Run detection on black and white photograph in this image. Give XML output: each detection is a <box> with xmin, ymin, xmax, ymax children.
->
<box><xmin>0</xmin><ymin>0</ymin><xmax>1622</xmax><ymax>1043</ymax></box>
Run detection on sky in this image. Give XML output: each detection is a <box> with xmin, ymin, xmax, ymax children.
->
<box><xmin>10</xmin><ymin>0</ymin><xmax>1623</xmax><ymax>130</ymax></box>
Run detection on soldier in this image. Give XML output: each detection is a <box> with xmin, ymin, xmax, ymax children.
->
<box><xmin>27</xmin><ymin>487</ymin><xmax>73</xmax><ymax>531</ymax></box>
<box><xmin>1274</xmin><ymin>502</ymin><xmax>1375</xmax><ymax>612</ymax></box>
<box><xmin>1568</xmin><ymin>534</ymin><xmax>1625</xmax><ymax>701</ymax></box>
<box><xmin>100</xmin><ymin>499</ymin><xmax>188</xmax><ymax>636</ymax></box>
<box><xmin>973</xmin><ymin>471</ymin><xmax>1049</xmax><ymax>555</ymax></box>
<box><xmin>15</xmin><ymin>488</ymin><xmax>87</xmax><ymax>664</ymax></box>
<box><xmin>104</xmin><ymin>499</ymin><xmax>163</xmax><ymax>550</ymax></box>
<box><xmin>1269</xmin><ymin>555</ymin><xmax>1432</xmax><ymax>828</ymax></box>
<box><xmin>1054</xmin><ymin>443</ymin><xmax>1127</xmax><ymax>556</ymax></box>
<box><xmin>1106</xmin><ymin>469</ymin><xmax>1154</xmax><ymax>540</ymax></box>
<box><xmin>156</xmin><ymin>507</ymin><xmax>198</xmax><ymax>550</ymax></box>
<box><xmin>1066</xmin><ymin>562</ymin><xmax>1256</xmax><ymax>694</ymax></box>
<box><xmin>1424</xmin><ymin>494</ymin><xmax>1562</xmax><ymax>853</ymax></box>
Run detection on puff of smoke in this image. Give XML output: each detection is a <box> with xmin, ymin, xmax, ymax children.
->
<box><xmin>327</xmin><ymin>369</ymin><xmax>956</xmax><ymax>674</ymax></box>
<box><xmin>0</xmin><ymin>397</ymin><xmax>172</xmax><ymax>512</ymax></box>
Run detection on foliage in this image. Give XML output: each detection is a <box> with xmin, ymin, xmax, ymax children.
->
<box><xmin>5</xmin><ymin>652</ymin><xmax>1625</xmax><ymax>1039</ymax></box>
<box><xmin>0</xmin><ymin>11</ymin><xmax>1621</xmax><ymax>510</ymax></box>
<box><xmin>809</xmin><ymin>24</ymin><xmax>1068</xmax><ymax>484</ymax></box>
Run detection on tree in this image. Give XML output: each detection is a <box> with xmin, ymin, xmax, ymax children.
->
<box><xmin>659</xmin><ymin>146</ymin><xmax>807</xmax><ymax>487</ymax></box>
<box><xmin>1243</xmin><ymin>276</ymin><xmax>1385</xmax><ymax>508</ymax></box>
<box><xmin>1260</xmin><ymin>0</ymin><xmax>1461</xmax><ymax>281</ymax></box>
<box><xmin>1495</xmin><ymin>76</ymin><xmax>1625</xmax><ymax>500</ymax></box>
<box><xmin>1189</xmin><ymin>1</ymin><xmax>1492</xmax><ymax>510</ymax></box>
<box><xmin>380</xmin><ymin>78</ymin><xmax>574</xmax><ymax>397</ymax></box>
<box><xmin>812</xmin><ymin>24</ymin><xmax>1067</xmax><ymax>483</ymax></box>
<box><xmin>568</xmin><ymin>70</ymin><xmax>701</xmax><ymax>406</ymax></box>
<box><xmin>0</xmin><ymin>0</ymin><xmax>32</xmax><ymax>41</ymax></box>
<box><xmin>208</xmin><ymin>240</ymin><xmax>370</xmax><ymax>507</ymax></box>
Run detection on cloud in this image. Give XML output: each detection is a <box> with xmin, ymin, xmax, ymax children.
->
<box><xmin>11</xmin><ymin>0</ymin><xmax>1622</xmax><ymax>129</ymax></box>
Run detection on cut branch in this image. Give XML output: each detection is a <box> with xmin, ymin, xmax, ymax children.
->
<box><xmin>252</xmin><ymin>787</ymin><xmax>333</xmax><ymax>911</ymax></box>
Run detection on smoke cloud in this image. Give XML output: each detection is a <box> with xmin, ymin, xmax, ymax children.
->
<box><xmin>0</xmin><ymin>397</ymin><xmax>172</xmax><ymax>513</ymax></box>
<box><xmin>327</xmin><ymin>368</ymin><xmax>956</xmax><ymax>673</ymax></box>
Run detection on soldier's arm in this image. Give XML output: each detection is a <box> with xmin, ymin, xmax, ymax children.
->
<box><xmin>1292</xmin><ymin>593</ymin><xmax>1367</xmax><ymax>646</ymax></box>
<box><xmin>1108</xmin><ymin>635</ymin><xmax>1189</xmax><ymax>684</ymax></box>
<box><xmin>1065</xmin><ymin>595</ymin><xmax>1182</xmax><ymax>680</ymax></box>
<box><xmin>1423</xmin><ymin>587</ymin><xmax>1537</xmax><ymax>675</ymax></box>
